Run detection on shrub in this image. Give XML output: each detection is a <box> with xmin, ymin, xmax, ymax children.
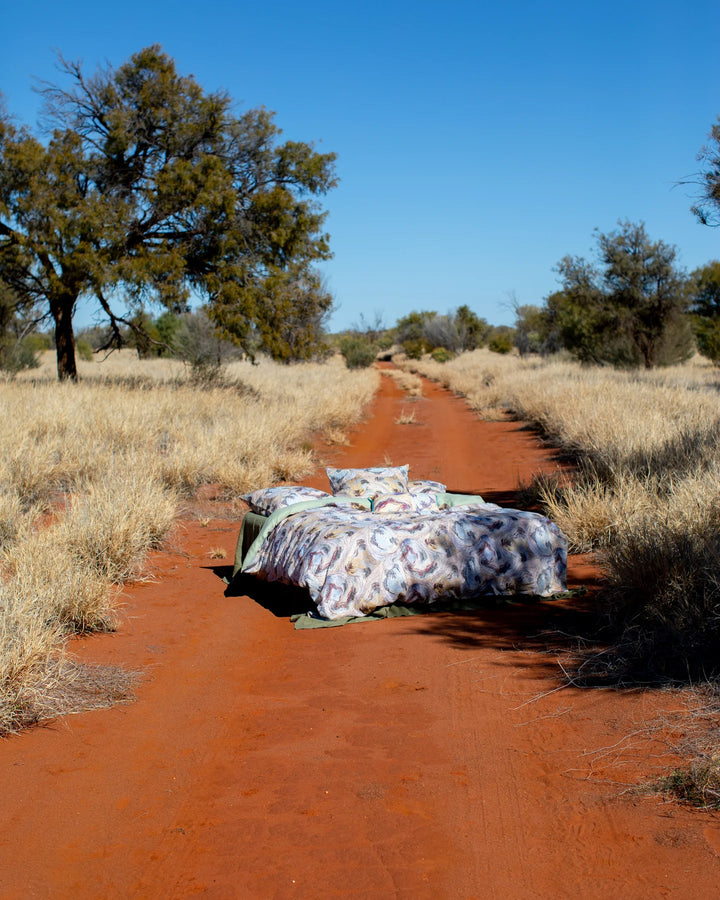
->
<box><xmin>0</xmin><ymin>337</ymin><xmax>40</xmax><ymax>373</ymax></box>
<box><xmin>62</xmin><ymin>469</ymin><xmax>178</xmax><ymax>584</ymax></box>
<box><xmin>430</xmin><ymin>347</ymin><xmax>453</xmax><ymax>363</ymax></box>
<box><xmin>423</xmin><ymin>315</ymin><xmax>461</xmax><ymax>353</ymax></box>
<box><xmin>487</xmin><ymin>331</ymin><xmax>514</xmax><ymax>354</ymax></box>
<box><xmin>23</xmin><ymin>333</ymin><xmax>52</xmax><ymax>353</ymax></box>
<box><xmin>657</xmin><ymin>760</ymin><xmax>720</xmax><ymax>809</ymax></box>
<box><xmin>76</xmin><ymin>338</ymin><xmax>94</xmax><ymax>362</ymax></box>
<box><xmin>594</xmin><ymin>518</ymin><xmax>720</xmax><ymax>681</ymax></box>
<box><xmin>402</xmin><ymin>338</ymin><xmax>426</xmax><ymax>360</ymax></box>
<box><xmin>694</xmin><ymin>316</ymin><xmax>720</xmax><ymax>365</ymax></box>
<box><xmin>339</xmin><ymin>335</ymin><xmax>377</xmax><ymax>369</ymax></box>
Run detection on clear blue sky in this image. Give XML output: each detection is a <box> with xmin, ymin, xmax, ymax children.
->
<box><xmin>2</xmin><ymin>0</ymin><xmax>718</xmax><ymax>331</ymax></box>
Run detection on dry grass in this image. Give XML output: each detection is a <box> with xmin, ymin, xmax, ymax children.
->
<box><xmin>62</xmin><ymin>468</ymin><xmax>179</xmax><ymax>584</ymax></box>
<box><xmin>395</xmin><ymin>407</ymin><xmax>417</xmax><ymax>425</ymax></box>
<box><xmin>3</xmin><ymin>657</ymin><xmax>140</xmax><ymax>733</ymax></box>
<box><xmin>644</xmin><ymin>686</ymin><xmax>720</xmax><ymax>809</ymax></box>
<box><xmin>401</xmin><ymin>347</ymin><xmax>720</xmax><ymax>803</ymax></box>
<box><xmin>401</xmin><ymin>349</ymin><xmax>720</xmax><ymax>676</ymax></box>
<box><xmin>0</xmin><ymin>351</ymin><xmax>379</xmax><ymax>732</ymax></box>
<box><xmin>9</xmin><ymin>352</ymin><xmax>379</xmax><ymax>496</ymax></box>
<box><xmin>380</xmin><ymin>365</ymin><xmax>423</xmax><ymax>397</ymax></box>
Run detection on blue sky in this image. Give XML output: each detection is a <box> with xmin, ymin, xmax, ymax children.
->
<box><xmin>2</xmin><ymin>0</ymin><xmax>718</xmax><ymax>331</ymax></box>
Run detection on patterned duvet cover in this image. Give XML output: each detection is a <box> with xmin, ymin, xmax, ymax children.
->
<box><xmin>241</xmin><ymin>498</ymin><xmax>568</xmax><ymax>620</ymax></box>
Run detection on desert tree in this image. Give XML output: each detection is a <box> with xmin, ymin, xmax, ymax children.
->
<box><xmin>553</xmin><ymin>221</ymin><xmax>693</xmax><ymax>368</ymax></box>
<box><xmin>0</xmin><ymin>46</ymin><xmax>337</xmax><ymax>379</ymax></box>
<box><xmin>454</xmin><ymin>304</ymin><xmax>488</xmax><ymax>351</ymax></box>
<box><xmin>513</xmin><ymin>304</ymin><xmax>548</xmax><ymax>356</ymax></box>
<box><xmin>422</xmin><ymin>314</ymin><xmax>461</xmax><ymax>354</ymax></box>
<box><xmin>690</xmin><ymin>116</ymin><xmax>720</xmax><ymax>227</ymax></box>
<box><xmin>688</xmin><ymin>260</ymin><xmax>720</xmax><ymax>364</ymax></box>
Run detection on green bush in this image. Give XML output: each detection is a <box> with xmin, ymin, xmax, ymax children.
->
<box><xmin>430</xmin><ymin>347</ymin><xmax>453</xmax><ymax>363</ymax></box>
<box><xmin>695</xmin><ymin>316</ymin><xmax>720</xmax><ymax>365</ymax></box>
<box><xmin>339</xmin><ymin>336</ymin><xmax>377</xmax><ymax>369</ymax></box>
<box><xmin>76</xmin><ymin>338</ymin><xmax>94</xmax><ymax>362</ymax></box>
<box><xmin>0</xmin><ymin>337</ymin><xmax>40</xmax><ymax>373</ymax></box>
<box><xmin>488</xmin><ymin>333</ymin><xmax>514</xmax><ymax>354</ymax></box>
<box><xmin>24</xmin><ymin>333</ymin><xmax>52</xmax><ymax>352</ymax></box>
<box><xmin>402</xmin><ymin>338</ymin><xmax>426</xmax><ymax>360</ymax></box>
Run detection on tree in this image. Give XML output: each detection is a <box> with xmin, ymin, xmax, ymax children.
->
<box><xmin>173</xmin><ymin>309</ymin><xmax>241</xmax><ymax>380</ymax></box>
<box><xmin>486</xmin><ymin>325</ymin><xmax>515</xmax><ymax>354</ymax></box>
<box><xmin>423</xmin><ymin>314</ymin><xmax>461</xmax><ymax>354</ymax></box>
<box><xmin>0</xmin><ymin>279</ymin><xmax>42</xmax><ymax>372</ymax></box>
<box><xmin>691</xmin><ymin>117</ymin><xmax>720</xmax><ymax>227</ymax></box>
<box><xmin>395</xmin><ymin>310</ymin><xmax>436</xmax><ymax>358</ymax></box>
<box><xmin>337</xmin><ymin>312</ymin><xmax>389</xmax><ymax>369</ymax></box>
<box><xmin>126</xmin><ymin>310</ymin><xmax>161</xmax><ymax>359</ymax></box>
<box><xmin>689</xmin><ymin>260</ymin><xmax>720</xmax><ymax>317</ymax></box>
<box><xmin>454</xmin><ymin>304</ymin><xmax>488</xmax><ymax>351</ymax></box>
<box><xmin>513</xmin><ymin>304</ymin><xmax>547</xmax><ymax>356</ymax></box>
<box><xmin>0</xmin><ymin>46</ymin><xmax>337</xmax><ymax>379</ymax></box>
<box><xmin>553</xmin><ymin>221</ymin><xmax>693</xmax><ymax>368</ymax></box>
<box><xmin>688</xmin><ymin>260</ymin><xmax>720</xmax><ymax>364</ymax></box>
<box><xmin>155</xmin><ymin>310</ymin><xmax>183</xmax><ymax>356</ymax></box>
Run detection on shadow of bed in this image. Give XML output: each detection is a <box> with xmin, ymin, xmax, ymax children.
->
<box><xmin>221</xmin><ymin>569</ymin><xmax>317</xmax><ymax>618</ymax></box>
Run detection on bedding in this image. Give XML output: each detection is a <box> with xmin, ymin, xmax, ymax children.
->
<box><xmin>326</xmin><ymin>465</ymin><xmax>410</xmax><ymax>500</ymax></box>
<box><xmin>242</xmin><ymin>485</ymin><xmax>330</xmax><ymax>516</ymax></box>
<box><xmin>408</xmin><ymin>479</ymin><xmax>447</xmax><ymax>494</ymax></box>
<box><xmin>371</xmin><ymin>492</ymin><xmax>437</xmax><ymax>514</ymax></box>
<box><xmin>236</xmin><ymin>492</ymin><xmax>568</xmax><ymax>620</ymax></box>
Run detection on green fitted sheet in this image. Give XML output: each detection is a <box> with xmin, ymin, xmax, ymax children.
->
<box><xmin>232</xmin><ymin>511</ymin><xmax>267</xmax><ymax>577</ymax></box>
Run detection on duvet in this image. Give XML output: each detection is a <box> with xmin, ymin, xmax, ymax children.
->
<box><xmin>240</xmin><ymin>496</ymin><xmax>568</xmax><ymax>620</ymax></box>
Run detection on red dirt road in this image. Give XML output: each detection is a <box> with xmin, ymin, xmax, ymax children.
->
<box><xmin>1</xmin><ymin>372</ymin><xmax>719</xmax><ymax>898</ymax></box>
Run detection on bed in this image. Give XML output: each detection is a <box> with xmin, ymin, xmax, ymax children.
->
<box><xmin>229</xmin><ymin>466</ymin><xmax>568</xmax><ymax>621</ymax></box>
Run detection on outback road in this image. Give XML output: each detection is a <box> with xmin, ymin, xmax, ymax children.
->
<box><xmin>0</xmin><ymin>370</ymin><xmax>719</xmax><ymax>898</ymax></box>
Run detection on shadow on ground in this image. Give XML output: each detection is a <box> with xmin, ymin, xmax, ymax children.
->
<box><xmin>220</xmin><ymin>569</ymin><xmax>316</xmax><ymax>619</ymax></box>
<box><xmin>210</xmin><ymin>564</ymin><xmax>612</xmax><ymax>686</ymax></box>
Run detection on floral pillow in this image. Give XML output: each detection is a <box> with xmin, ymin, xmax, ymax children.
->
<box><xmin>242</xmin><ymin>485</ymin><xmax>330</xmax><ymax>516</ymax></box>
<box><xmin>372</xmin><ymin>492</ymin><xmax>438</xmax><ymax>514</ymax></box>
<box><xmin>325</xmin><ymin>465</ymin><xmax>410</xmax><ymax>500</ymax></box>
<box><xmin>408</xmin><ymin>479</ymin><xmax>447</xmax><ymax>495</ymax></box>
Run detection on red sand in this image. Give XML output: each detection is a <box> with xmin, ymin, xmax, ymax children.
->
<box><xmin>1</xmin><ymin>371</ymin><xmax>719</xmax><ymax>898</ymax></box>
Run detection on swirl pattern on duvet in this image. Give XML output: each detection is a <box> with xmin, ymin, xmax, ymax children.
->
<box><xmin>243</xmin><ymin>503</ymin><xmax>568</xmax><ymax>619</ymax></box>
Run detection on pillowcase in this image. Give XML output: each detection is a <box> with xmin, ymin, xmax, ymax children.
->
<box><xmin>325</xmin><ymin>465</ymin><xmax>410</xmax><ymax>500</ymax></box>
<box><xmin>372</xmin><ymin>492</ymin><xmax>438</xmax><ymax>514</ymax></box>
<box><xmin>436</xmin><ymin>492</ymin><xmax>498</xmax><ymax>510</ymax></box>
<box><xmin>408</xmin><ymin>479</ymin><xmax>447</xmax><ymax>495</ymax></box>
<box><xmin>242</xmin><ymin>485</ymin><xmax>330</xmax><ymax>516</ymax></box>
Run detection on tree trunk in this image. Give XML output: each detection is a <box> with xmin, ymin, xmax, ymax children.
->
<box><xmin>53</xmin><ymin>299</ymin><xmax>78</xmax><ymax>381</ymax></box>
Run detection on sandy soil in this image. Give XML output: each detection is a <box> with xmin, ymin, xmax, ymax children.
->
<box><xmin>1</xmin><ymin>370</ymin><xmax>719</xmax><ymax>898</ymax></box>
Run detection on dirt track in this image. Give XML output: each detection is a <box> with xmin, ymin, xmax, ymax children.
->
<box><xmin>1</xmin><ymin>371</ymin><xmax>719</xmax><ymax>898</ymax></box>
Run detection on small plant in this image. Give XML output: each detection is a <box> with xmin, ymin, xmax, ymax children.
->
<box><xmin>0</xmin><ymin>336</ymin><xmax>40</xmax><ymax>373</ymax></box>
<box><xmin>339</xmin><ymin>335</ymin><xmax>377</xmax><ymax>369</ymax></box>
<box><xmin>401</xmin><ymin>338</ymin><xmax>426</xmax><ymax>360</ymax></box>
<box><xmin>395</xmin><ymin>407</ymin><xmax>417</xmax><ymax>425</ymax></box>
<box><xmin>488</xmin><ymin>332</ymin><xmax>514</xmax><ymax>354</ymax></box>
<box><xmin>76</xmin><ymin>338</ymin><xmax>94</xmax><ymax>362</ymax></box>
<box><xmin>655</xmin><ymin>757</ymin><xmax>720</xmax><ymax>809</ymax></box>
<box><xmin>430</xmin><ymin>347</ymin><xmax>453</xmax><ymax>363</ymax></box>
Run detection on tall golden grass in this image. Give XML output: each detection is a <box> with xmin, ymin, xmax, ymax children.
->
<box><xmin>398</xmin><ymin>349</ymin><xmax>720</xmax><ymax>681</ymax></box>
<box><xmin>1</xmin><ymin>352</ymin><xmax>379</xmax><ymax>731</ymax></box>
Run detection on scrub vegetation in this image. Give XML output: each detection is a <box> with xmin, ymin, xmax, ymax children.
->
<box><xmin>399</xmin><ymin>348</ymin><xmax>720</xmax><ymax>680</ymax></box>
<box><xmin>398</xmin><ymin>347</ymin><xmax>720</xmax><ymax>805</ymax></box>
<box><xmin>0</xmin><ymin>353</ymin><xmax>378</xmax><ymax>732</ymax></box>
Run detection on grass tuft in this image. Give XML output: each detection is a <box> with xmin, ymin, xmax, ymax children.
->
<box><xmin>0</xmin><ymin>352</ymin><xmax>379</xmax><ymax>733</ymax></box>
<box><xmin>656</xmin><ymin>759</ymin><xmax>720</xmax><ymax>809</ymax></box>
